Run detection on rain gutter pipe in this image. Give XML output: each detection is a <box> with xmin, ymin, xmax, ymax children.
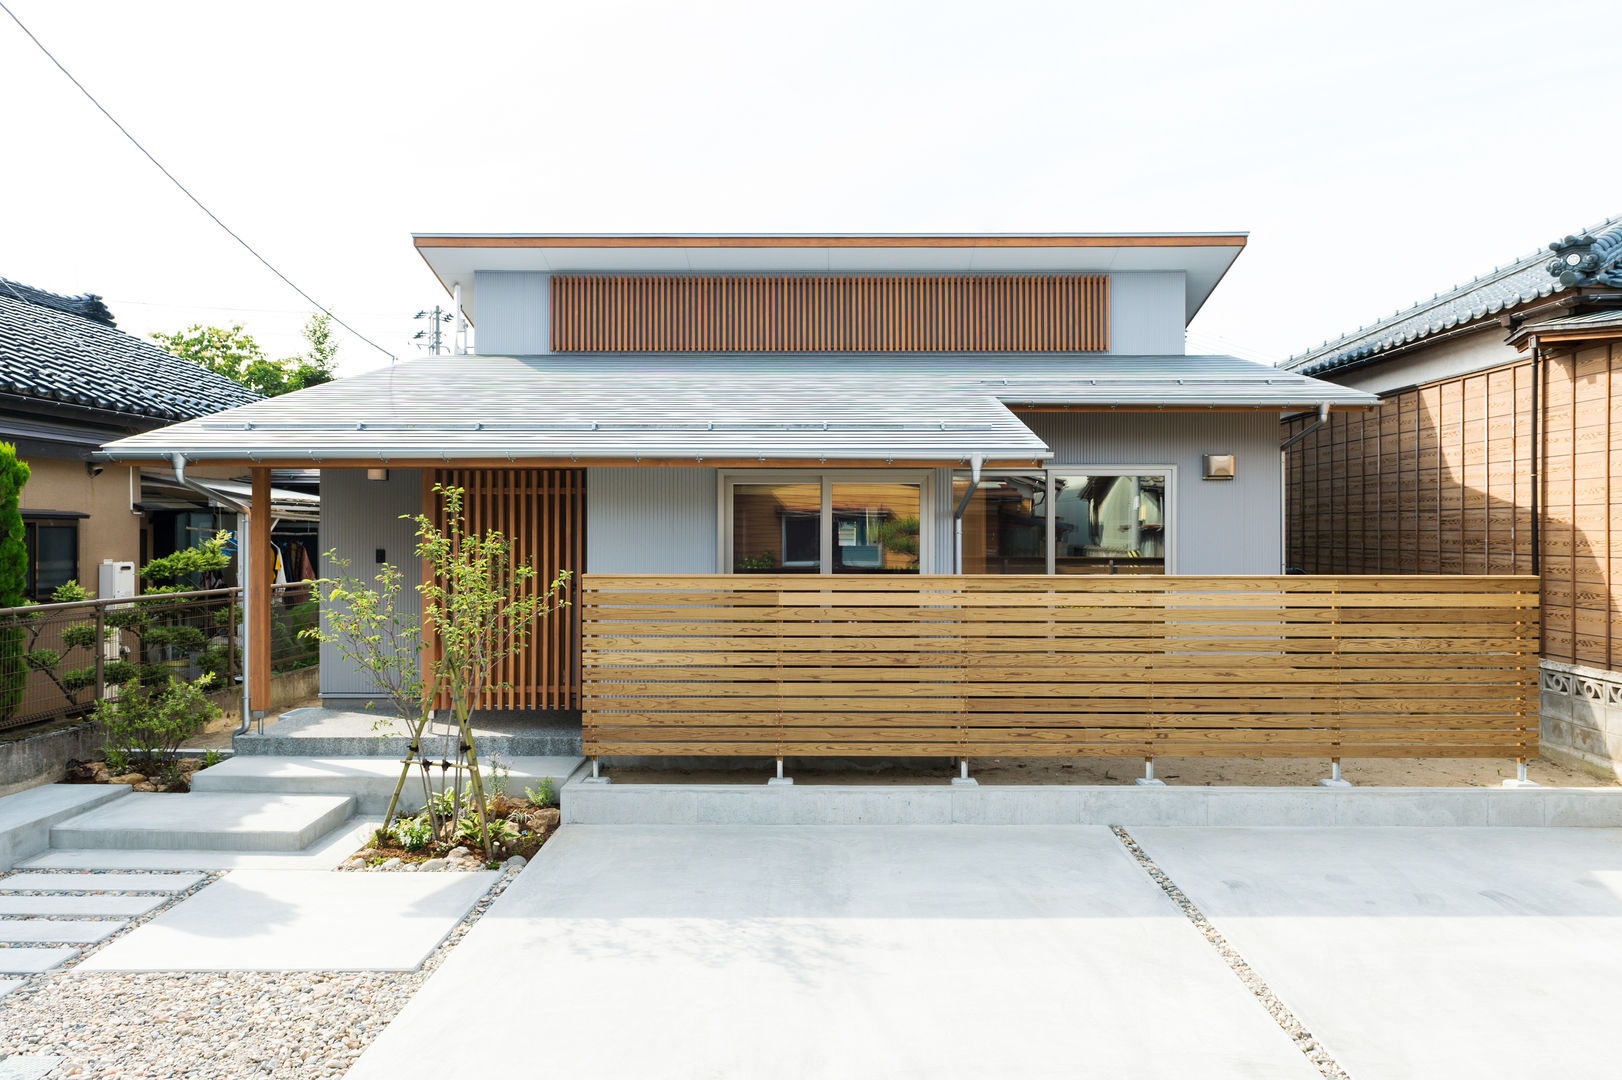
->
<box><xmin>170</xmin><ymin>453</ymin><xmax>254</xmax><ymax>735</ymax></box>
<box><xmin>953</xmin><ymin>453</ymin><xmax>984</xmax><ymax>574</ymax></box>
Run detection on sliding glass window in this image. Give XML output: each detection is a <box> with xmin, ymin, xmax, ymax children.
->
<box><xmin>725</xmin><ymin>473</ymin><xmax>926</xmax><ymax>575</ymax></box>
<box><xmin>952</xmin><ymin>468</ymin><xmax>1172</xmax><ymax>574</ymax></box>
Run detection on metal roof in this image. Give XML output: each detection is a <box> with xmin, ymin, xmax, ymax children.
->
<box><xmin>1282</xmin><ymin>216</ymin><xmax>1622</xmax><ymax>377</ymax></box>
<box><xmin>99</xmin><ymin>354</ymin><xmax>1374</xmax><ymax>465</ymax></box>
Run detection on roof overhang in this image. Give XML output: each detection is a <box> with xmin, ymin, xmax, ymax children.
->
<box><xmin>412</xmin><ymin>232</ymin><xmax>1248</xmax><ymax>325</ymax></box>
<box><xmin>97</xmin><ymin>354</ymin><xmax>1373</xmax><ymax>469</ymax></box>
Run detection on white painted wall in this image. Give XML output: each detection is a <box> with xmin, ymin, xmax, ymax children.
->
<box><xmin>1334</xmin><ymin>327</ymin><xmax>1521</xmax><ymax>395</ymax></box>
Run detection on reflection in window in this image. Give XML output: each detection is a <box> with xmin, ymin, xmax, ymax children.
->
<box><xmin>24</xmin><ymin>519</ymin><xmax>79</xmax><ymax>599</ymax></box>
<box><xmin>830</xmin><ymin>484</ymin><xmax>919</xmax><ymax>574</ymax></box>
<box><xmin>733</xmin><ymin>484</ymin><xmax>821</xmax><ymax>573</ymax></box>
<box><xmin>1052</xmin><ymin>473</ymin><xmax>1166</xmax><ymax>574</ymax></box>
<box><xmin>953</xmin><ymin>474</ymin><xmax>1047</xmax><ymax>574</ymax></box>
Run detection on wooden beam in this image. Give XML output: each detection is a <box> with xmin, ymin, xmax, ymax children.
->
<box><xmin>249</xmin><ymin>467</ymin><xmax>272</xmax><ymax>714</ymax></box>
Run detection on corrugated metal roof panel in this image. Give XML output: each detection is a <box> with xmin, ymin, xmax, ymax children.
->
<box><xmin>100</xmin><ymin>354</ymin><xmax>1373</xmax><ymax>463</ymax></box>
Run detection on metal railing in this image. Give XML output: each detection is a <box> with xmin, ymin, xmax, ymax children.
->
<box><xmin>0</xmin><ymin>583</ymin><xmax>318</xmax><ymax>733</ymax></box>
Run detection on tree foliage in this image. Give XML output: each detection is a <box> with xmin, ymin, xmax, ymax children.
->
<box><xmin>0</xmin><ymin>443</ymin><xmax>30</xmax><ymax>719</ymax></box>
<box><xmin>152</xmin><ymin>313</ymin><xmax>337</xmax><ymax>398</ymax></box>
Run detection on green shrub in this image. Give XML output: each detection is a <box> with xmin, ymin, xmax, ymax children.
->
<box><xmin>92</xmin><ymin>675</ymin><xmax>220</xmax><ymax>774</ymax></box>
<box><xmin>455</xmin><ymin>814</ymin><xmax>517</xmax><ymax>848</ymax></box>
<box><xmin>0</xmin><ymin>444</ymin><xmax>29</xmax><ymax>721</ymax></box>
<box><xmin>524</xmin><ymin>777</ymin><xmax>557</xmax><ymax>808</ymax></box>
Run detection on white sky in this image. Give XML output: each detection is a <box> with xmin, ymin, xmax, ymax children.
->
<box><xmin>3</xmin><ymin>0</ymin><xmax>1618</xmax><ymax>377</ymax></box>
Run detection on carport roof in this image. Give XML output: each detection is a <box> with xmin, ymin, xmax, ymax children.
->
<box><xmin>98</xmin><ymin>354</ymin><xmax>1375</xmax><ymax>467</ymax></box>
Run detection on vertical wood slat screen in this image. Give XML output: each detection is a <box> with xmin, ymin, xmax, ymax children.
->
<box><xmin>581</xmin><ymin>574</ymin><xmax>1538</xmax><ymax>760</ymax></box>
<box><xmin>550</xmin><ymin>274</ymin><xmax>1109</xmax><ymax>353</ymax></box>
<box><xmin>423</xmin><ymin>469</ymin><xmax>585</xmax><ymax>711</ymax></box>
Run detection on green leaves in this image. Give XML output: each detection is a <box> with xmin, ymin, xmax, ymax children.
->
<box><xmin>151</xmin><ymin>313</ymin><xmax>337</xmax><ymax>398</ymax></box>
<box><xmin>139</xmin><ymin>531</ymin><xmax>232</xmax><ymax>589</ymax></box>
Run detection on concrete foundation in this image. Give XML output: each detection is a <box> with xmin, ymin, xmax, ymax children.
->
<box><xmin>1540</xmin><ymin>660</ymin><xmax>1622</xmax><ymax>780</ymax></box>
<box><xmin>191</xmin><ymin>755</ymin><xmax>584</xmax><ymax>813</ymax></box>
<box><xmin>235</xmin><ymin>707</ymin><xmax>581</xmax><ymax>758</ymax></box>
<box><xmin>561</xmin><ymin>780</ymin><xmax>1622</xmax><ymax>828</ymax></box>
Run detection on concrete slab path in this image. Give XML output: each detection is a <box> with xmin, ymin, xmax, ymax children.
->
<box><xmin>81</xmin><ymin>868</ymin><xmax>499</xmax><ymax>972</ymax></box>
<box><xmin>1133</xmin><ymin>826</ymin><xmax>1622</xmax><ymax>1080</ymax></box>
<box><xmin>347</xmin><ymin>825</ymin><xmax>1319</xmax><ymax>1080</ymax></box>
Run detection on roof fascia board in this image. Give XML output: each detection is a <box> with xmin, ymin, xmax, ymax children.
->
<box><xmin>412</xmin><ymin>233</ymin><xmax>1248</xmax><ymax>249</ymax></box>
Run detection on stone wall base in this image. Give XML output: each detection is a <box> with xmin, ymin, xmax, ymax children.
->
<box><xmin>1540</xmin><ymin>660</ymin><xmax>1622</xmax><ymax>782</ymax></box>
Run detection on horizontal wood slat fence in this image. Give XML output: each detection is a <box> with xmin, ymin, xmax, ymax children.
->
<box><xmin>582</xmin><ymin>574</ymin><xmax>1539</xmax><ymax>760</ymax></box>
<box><xmin>425</xmin><ymin>468</ymin><xmax>585</xmax><ymax>711</ymax></box>
<box><xmin>550</xmin><ymin>274</ymin><xmax>1109</xmax><ymax>353</ymax></box>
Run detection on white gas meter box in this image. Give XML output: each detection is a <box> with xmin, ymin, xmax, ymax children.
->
<box><xmin>98</xmin><ymin>559</ymin><xmax>136</xmax><ymax>600</ymax></box>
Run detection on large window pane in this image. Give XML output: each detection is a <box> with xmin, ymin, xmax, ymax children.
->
<box><xmin>1052</xmin><ymin>473</ymin><xmax>1167</xmax><ymax>574</ymax></box>
<box><xmin>732</xmin><ymin>483</ymin><xmax>821</xmax><ymax>573</ymax></box>
<box><xmin>28</xmin><ymin>522</ymin><xmax>78</xmax><ymax>598</ymax></box>
<box><xmin>830</xmin><ymin>483</ymin><xmax>921</xmax><ymax>574</ymax></box>
<box><xmin>953</xmin><ymin>474</ymin><xmax>1047</xmax><ymax>574</ymax></box>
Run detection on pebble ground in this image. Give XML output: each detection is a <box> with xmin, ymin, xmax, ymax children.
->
<box><xmin>0</xmin><ymin>862</ymin><xmax>523</xmax><ymax>1079</ymax></box>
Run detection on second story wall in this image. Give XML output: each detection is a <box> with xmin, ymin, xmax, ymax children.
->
<box><xmin>471</xmin><ymin>270</ymin><xmax>1187</xmax><ymax>356</ymax></box>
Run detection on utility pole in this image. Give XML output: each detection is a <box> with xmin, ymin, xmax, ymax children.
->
<box><xmin>413</xmin><ymin>306</ymin><xmax>453</xmax><ymax>354</ymax></box>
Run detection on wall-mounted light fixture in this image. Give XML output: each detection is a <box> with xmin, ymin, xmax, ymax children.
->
<box><xmin>366</xmin><ymin>468</ymin><xmax>390</xmax><ymax>482</ymax></box>
<box><xmin>1202</xmin><ymin>454</ymin><xmax>1235</xmax><ymax>480</ymax></box>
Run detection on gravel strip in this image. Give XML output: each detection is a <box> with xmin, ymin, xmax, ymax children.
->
<box><xmin>0</xmin><ymin>862</ymin><xmax>525</xmax><ymax>1079</ymax></box>
<box><xmin>1111</xmin><ymin>826</ymin><xmax>1352</xmax><ymax>1080</ymax></box>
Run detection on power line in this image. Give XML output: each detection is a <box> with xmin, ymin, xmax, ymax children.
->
<box><xmin>0</xmin><ymin>1</ymin><xmax>398</xmax><ymax>363</ymax></box>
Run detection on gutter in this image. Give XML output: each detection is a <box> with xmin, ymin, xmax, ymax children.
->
<box><xmin>168</xmin><ymin>453</ymin><xmax>254</xmax><ymax>735</ymax></box>
<box><xmin>952</xmin><ymin>454</ymin><xmax>984</xmax><ymax>574</ymax></box>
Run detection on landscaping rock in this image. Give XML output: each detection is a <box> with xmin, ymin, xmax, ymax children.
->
<box><xmin>419</xmin><ymin>859</ymin><xmax>446</xmax><ymax>872</ymax></box>
<box><xmin>447</xmin><ymin>847</ymin><xmax>471</xmax><ymax>860</ymax></box>
<box><xmin>378</xmin><ymin>858</ymin><xmax>402</xmax><ymax>871</ymax></box>
<box><xmin>533</xmin><ymin>808</ymin><xmax>561</xmax><ymax>830</ymax></box>
<box><xmin>109</xmin><ymin>773</ymin><xmax>146</xmax><ymax>786</ymax></box>
<box><xmin>132</xmin><ymin>782</ymin><xmax>158</xmax><ymax>792</ymax></box>
<box><xmin>506</xmin><ymin>855</ymin><xmax>526</xmax><ymax>870</ymax></box>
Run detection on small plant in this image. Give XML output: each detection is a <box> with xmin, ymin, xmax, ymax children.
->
<box><xmin>91</xmin><ymin>674</ymin><xmax>220</xmax><ymax>774</ymax></box>
<box><xmin>525</xmin><ymin>777</ymin><xmax>557</xmax><ymax>809</ymax></box>
<box><xmin>389</xmin><ymin>813</ymin><xmax>433</xmax><ymax>851</ymax></box>
<box><xmin>486</xmin><ymin>755</ymin><xmax>510</xmax><ymax>800</ymax></box>
<box><xmin>735</xmin><ymin>551</ymin><xmax>778</xmax><ymax>571</ymax></box>
<box><xmin>200</xmin><ymin>749</ymin><xmax>224</xmax><ymax>770</ymax></box>
<box><xmin>456</xmin><ymin>814</ymin><xmax>518</xmax><ymax>850</ymax></box>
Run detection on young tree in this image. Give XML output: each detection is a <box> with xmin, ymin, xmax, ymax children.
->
<box><xmin>0</xmin><ymin>443</ymin><xmax>28</xmax><ymax>720</ymax></box>
<box><xmin>305</xmin><ymin>484</ymin><xmax>571</xmax><ymax>857</ymax></box>
<box><xmin>153</xmin><ymin>313</ymin><xmax>337</xmax><ymax>398</ymax></box>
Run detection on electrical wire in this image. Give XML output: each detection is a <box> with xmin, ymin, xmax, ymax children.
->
<box><xmin>0</xmin><ymin>0</ymin><xmax>398</xmax><ymax>363</ymax></box>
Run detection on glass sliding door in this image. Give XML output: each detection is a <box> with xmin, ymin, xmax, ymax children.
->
<box><xmin>830</xmin><ymin>483</ymin><xmax>920</xmax><ymax>574</ymax></box>
<box><xmin>732</xmin><ymin>483</ymin><xmax>822</xmax><ymax>574</ymax></box>
<box><xmin>1051</xmin><ymin>472</ymin><xmax>1168</xmax><ymax>574</ymax></box>
<box><xmin>725</xmin><ymin>473</ymin><xmax>928</xmax><ymax>574</ymax></box>
<box><xmin>953</xmin><ymin>473</ymin><xmax>1047</xmax><ymax>574</ymax></box>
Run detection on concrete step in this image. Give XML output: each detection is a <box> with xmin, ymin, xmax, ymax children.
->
<box><xmin>48</xmin><ymin>793</ymin><xmax>354</xmax><ymax>853</ymax></box>
<box><xmin>233</xmin><ymin>707</ymin><xmax>582</xmax><ymax>758</ymax></box>
<box><xmin>0</xmin><ymin>784</ymin><xmax>130</xmax><ymax>871</ymax></box>
<box><xmin>191</xmin><ymin>755</ymin><xmax>584</xmax><ymax>814</ymax></box>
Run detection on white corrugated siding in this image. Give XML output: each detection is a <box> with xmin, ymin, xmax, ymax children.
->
<box><xmin>585</xmin><ymin>467</ymin><xmax>718</xmax><ymax>573</ymax></box>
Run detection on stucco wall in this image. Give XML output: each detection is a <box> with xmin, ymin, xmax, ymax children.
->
<box><xmin>16</xmin><ymin>457</ymin><xmax>141</xmax><ymax>591</ymax></box>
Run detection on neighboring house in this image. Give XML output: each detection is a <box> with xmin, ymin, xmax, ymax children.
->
<box><xmin>1277</xmin><ymin>216</ymin><xmax>1622</xmax><ymax>776</ymax></box>
<box><xmin>99</xmin><ymin>232</ymin><xmax>1378</xmax><ymax>749</ymax></box>
<box><xmin>0</xmin><ymin>278</ymin><xmax>265</xmax><ymax>597</ymax></box>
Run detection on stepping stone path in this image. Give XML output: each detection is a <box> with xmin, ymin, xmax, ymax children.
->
<box><xmin>0</xmin><ymin>870</ymin><xmax>204</xmax><ymax>976</ymax></box>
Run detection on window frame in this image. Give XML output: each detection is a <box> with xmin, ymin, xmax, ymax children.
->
<box><xmin>22</xmin><ymin>515</ymin><xmax>82</xmax><ymax>600</ymax></box>
<box><xmin>718</xmin><ymin>469</ymin><xmax>935</xmax><ymax>575</ymax></box>
<box><xmin>961</xmin><ymin>465</ymin><xmax>1177</xmax><ymax>574</ymax></box>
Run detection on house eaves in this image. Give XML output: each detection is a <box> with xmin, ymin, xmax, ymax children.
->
<box><xmin>98</xmin><ymin>354</ymin><xmax>1372</xmax><ymax>468</ymax></box>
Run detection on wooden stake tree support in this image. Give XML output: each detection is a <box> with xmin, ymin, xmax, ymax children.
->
<box><xmin>304</xmin><ymin>483</ymin><xmax>570</xmax><ymax>858</ymax></box>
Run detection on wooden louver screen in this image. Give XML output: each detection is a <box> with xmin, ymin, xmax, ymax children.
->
<box><xmin>424</xmin><ymin>468</ymin><xmax>585</xmax><ymax>711</ymax></box>
<box><xmin>550</xmin><ymin>274</ymin><xmax>1109</xmax><ymax>353</ymax></box>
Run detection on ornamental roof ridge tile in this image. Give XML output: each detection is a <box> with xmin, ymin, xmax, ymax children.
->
<box><xmin>1282</xmin><ymin>215</ymin><xmax>1622</xmax><ymax>377</ymax></box>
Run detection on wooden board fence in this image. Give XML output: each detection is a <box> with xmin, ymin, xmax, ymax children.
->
<box><xmin>582</xmin><ymin>574</ymin><xmax>1539</xmax><ymax>760</ymax></box>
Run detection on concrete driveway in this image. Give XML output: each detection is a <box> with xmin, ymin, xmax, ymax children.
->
<box><xmin>347</xmin><ymin>823</ymin><xmax>1622</xmax><ymax>1080</ymax></box>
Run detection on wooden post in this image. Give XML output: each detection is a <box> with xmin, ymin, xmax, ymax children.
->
<box><xmin>249</xmin><ymin>468</ymin><xmax>272</xmax><ymax>714</ymax></box>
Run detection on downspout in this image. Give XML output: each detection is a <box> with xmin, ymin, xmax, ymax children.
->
<box><xmin>170</xmin><ymin>453</ymin><xmax>254</xmax><ymax>735</ymax></box>
<box><xmin>1279</xmin><ymin>403</ymin><xmax>1331</xmax><ymax>573</ymax></box>
<box><xmin>1529</xmin><ymin>337</ymin><xmax>1540</xmax><ymax>575</ymax></box>
<box><xmin>952</xmin><ymin>453</ymin><xmax>984</xmax><ymax>574</ymax></box>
